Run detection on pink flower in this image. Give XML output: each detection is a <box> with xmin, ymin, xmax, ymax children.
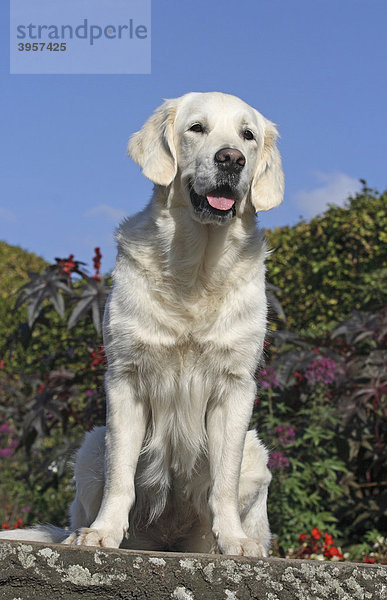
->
<box><xmin>268</xmin><ymin>451</ymin><xmax>290</xmax><ymax>470</ymax></box>
<box><xmin>275</xmin><ymin>424</ymin><xmax>296</xmax><ymax>446</ymax></box>
<box><xmin>304</xmin><ymin>358</ymin><xmax>337</xmax><ymax>385</ymax></box>
<box><xmin>0</xmin><ymin>448</ymin><xmax>14</xmax><ymax>458</ymax></box>
<box><xmin>0</xmin><ymin>424</ymin><xmax>14</xmax><ymax>435</ymax></box>
<box><xmin>260</xmin><ymin>367</ymin><xmax>280</xmax><ymax>389</ymax></box>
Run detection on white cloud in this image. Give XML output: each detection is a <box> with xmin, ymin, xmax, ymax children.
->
<box><xmin>0</xmin><ymin>206</ymin><xmax>17</xmax><ymax>222</ymax></box>
<box><xmin>295</xmin><ymin>172</ymin><xmax>361</xmax><ymax>218</ymax></box>
<box><xmin>85</xmin><ymin>204</ymin><xmax>127</xmax><ymax>222</ymax></box>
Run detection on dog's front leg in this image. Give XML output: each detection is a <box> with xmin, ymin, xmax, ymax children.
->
<box><xmin>207</xmin><ymin>377</ymin><xmax>266</xmax><ymax>557</ymax></box>
<box><xmin>70</xmin><ymin>374</ymin><xmax>147</xmax><ymax>548</ymax></box>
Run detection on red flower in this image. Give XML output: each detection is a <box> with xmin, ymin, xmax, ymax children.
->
<box><xmin>298</xmin><ymin>533</ymin><xmax>308</xmax><ymax>543</ymax></box>
<box><xmin>364</xmin><ymin>557</ymin><xmax>375</xmax><ymax>563</ymax></box>
<box><xmin>92</xmin><ymin>247</ymin><xmax>102</xmax><ymax>280</ymax></box>
<box><xmin>1</xmin><ymin>523</ymin><xmax>10</xmax><ymax>530</ymax></box>
<box><xmin>324</xmin><ymin>545</ymin><xmax>343</xmax><ymax>560</ymax></box>
<box><xmin>55</xmin><ymin>254</ymin><xmax>78</xmax><ymax>277</ymax></box>
<box><xmin>90</xmin><ymin>346</ymin><xmax>106</xmax><ymax>368</ymax></box>
<box><xmin>324</xmin><ymin>533</ymin><xmax>334</xmax><ymax>545</ymax></box>
<box><xmin>311</xmin><ymin>527</ymin><xmax>322</xmax><ymax>540</ymax></box>
<box><xmin>62</xmin><ymin>254</ymin><xmax>76</xmax><ymax>273</ymax></box>
<box><xmin>14</xmin><ymin>518</ymin><xmax>24</xmax><ymax>529</ymax></box>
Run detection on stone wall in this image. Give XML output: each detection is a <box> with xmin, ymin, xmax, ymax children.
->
<box><xmin>0</xmin><ymin>540</ymin><xmax>386</xmax><ymax>600</ymax></box>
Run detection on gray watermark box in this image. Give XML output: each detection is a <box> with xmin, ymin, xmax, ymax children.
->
<box><xmin>10</xmin><ymin>0</ymin><xmax>151</xmax><ymax>74</ymax></box>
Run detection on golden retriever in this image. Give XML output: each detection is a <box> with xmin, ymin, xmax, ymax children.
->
<box><xmin>0</xmin><ymin>92</ymin><xmax>284</xmax><ymax>557</ymax></box>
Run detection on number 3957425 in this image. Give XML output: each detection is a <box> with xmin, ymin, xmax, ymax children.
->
<box><xmin>18</xmin><ymin>42</ymin><xmax>67</xmax><ymax>51</ymax></box>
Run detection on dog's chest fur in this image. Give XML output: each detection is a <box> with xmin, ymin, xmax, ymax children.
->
<box><xmin>104</xmin><ymin>201</ymin><xmax>268</xmax><ymax>520</ymax></box>
<box><xmin>109</xmin><ymin>206</ymin><xmax>267</xmax><ymax>379</ymax></box>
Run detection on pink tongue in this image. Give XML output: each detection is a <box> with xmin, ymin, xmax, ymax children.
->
<box><xmin>206</xmin><ymin>195</ymin><xmax>235</xmax><ymax>211</ymax></box>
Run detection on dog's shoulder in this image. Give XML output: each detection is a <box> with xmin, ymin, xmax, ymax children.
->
<box><xmin>115</xmin><ymin>202</ymin><xmax>154</xmax><ymax>253</ymax></box>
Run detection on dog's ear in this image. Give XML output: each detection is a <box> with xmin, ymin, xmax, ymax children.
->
<box><xmin>128</xmin><ymin>99</ymin><xmax>178</xmax><ymax>186</ymax></box>
<box><xmin>250</xmin><ymin>119</ymin><xmax>284</xmax><ymax>212</ymax></box>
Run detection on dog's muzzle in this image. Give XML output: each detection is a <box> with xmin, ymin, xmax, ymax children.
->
<box><xmin>189</xmin><ymin>147</ymin><xmax>245</xmax><ymax>223</ymax></box>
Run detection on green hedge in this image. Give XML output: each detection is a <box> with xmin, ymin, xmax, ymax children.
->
<box><xmin>266</xmin><ymin>184</ymin><xmax>386</xmax><ymax>333</ymax></box>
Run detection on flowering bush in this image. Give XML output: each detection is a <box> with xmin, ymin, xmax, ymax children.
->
<box><xmin>284</xmin><ymin>527</ymin><xmax>386</xmax><ymax>564</ymax></box>
<box><xmin>0</xmin><ymin>248</ymin><xmax>110</xmax><ymax>526</ymax></box>
<box><xmin>286</xmin><ymin>528</ymin><xmax>344</xmax><ymax>561</ymax></box>
<box><xmin>253</xmin><ymin>304</ymin><xmax>386</xmax><ymax>555</ymax></box>
<box><xmin>304</xmin><ymin>357</ymin><xmax>337</xmax><ymax>385</ymax></box>
<box><xmin>1</xmin><ymin>504</ymin><xmax>31</xmax><ymax>531</ymax></box>
<box><xmin>255</xmin><ymin>357</ymin><xmax>347</xmax><ymax>552</ymax></box>
<box><xmin>13</xmin><ymin>247</ymin><xmax>108</xmax><ymax>333</ymax></box>
<box><xmin>360</xmin><ymin>532</ymin><xmax>387</xmax><ymax>564</ymax></box>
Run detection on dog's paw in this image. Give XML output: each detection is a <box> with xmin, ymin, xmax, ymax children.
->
<box><xmin>62</xmin><ymin>527</ymin><xmax>122</xmax><ymax>548</ymax></box>
<box><xmin>217</xmin><ymin>535</ymin><xmax>267</xmax><ymax>557</ymax></box>
<box><xmin>62</xmin><ymin>531</ymin><xmax>78</xmax><ymax>545</ymax></box>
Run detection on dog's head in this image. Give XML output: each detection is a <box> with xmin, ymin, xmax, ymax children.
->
<box><xmin>128</xmin><ymin>92</ymin><xmax>284</xmax><ymax>224</ymax></box>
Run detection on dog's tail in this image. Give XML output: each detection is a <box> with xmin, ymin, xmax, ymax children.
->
<box><xmin>0</xmin><ymin>524</ymin><xmax>69</xmax><ymax>544</ymax></box>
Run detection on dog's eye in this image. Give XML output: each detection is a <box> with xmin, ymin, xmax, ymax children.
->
<box><xmin>189</xmin><ymin>123</ymin><xmax>204</xmax><ymax>133</ymax></box>
<box><xmin>243</xmin><ymin>129</ymin><xmax>254</xmax><ymax>141</ymax></box>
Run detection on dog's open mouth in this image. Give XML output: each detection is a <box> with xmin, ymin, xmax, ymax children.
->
<box><xmin>189</xmin><ymin>184</ymin><xmax>237</xmax><ymax>221</ymax></box>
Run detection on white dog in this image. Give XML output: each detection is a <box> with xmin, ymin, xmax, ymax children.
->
<box><xmin>0</xmin><ymin>92</ymin><xmax>284</xmax><ymax>557</ymax></box>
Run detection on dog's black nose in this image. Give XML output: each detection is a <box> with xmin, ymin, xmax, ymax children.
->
<box><xmin>214</xmin><ymin>148</ymin><xmax>246</xmax><ymax>170</ymax></box>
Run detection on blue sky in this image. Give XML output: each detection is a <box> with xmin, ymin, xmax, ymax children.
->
<box><xmin>1</xmin><ymin>0</ymin><xmax>386</xmax><ymax>272</ymax></box>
